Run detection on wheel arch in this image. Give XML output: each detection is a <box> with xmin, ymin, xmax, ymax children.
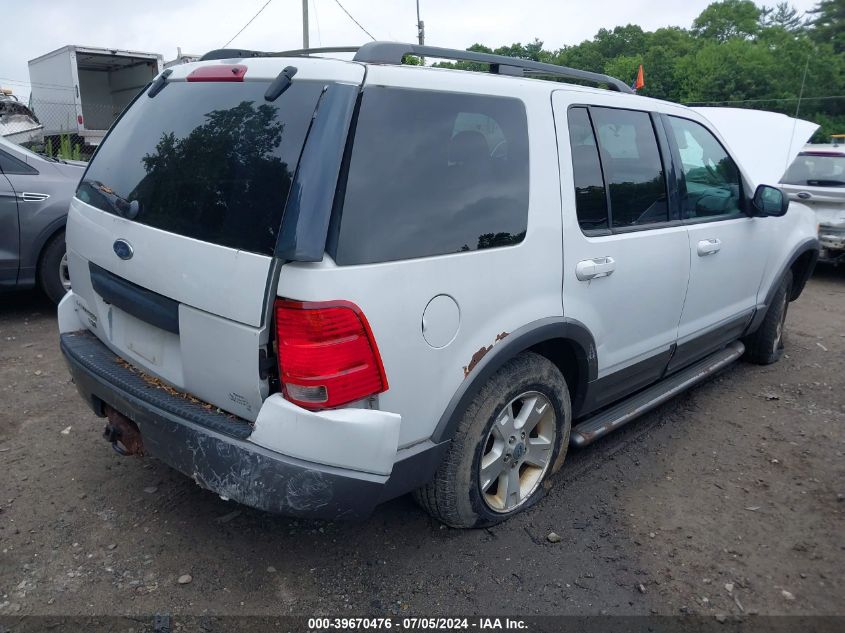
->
<box><xmin>32</xmin><ymin>218</ymin><xmax>66</xmax><ymax>271</ymax></box>
<box><xmin>430</xmin><ymin>317</ymin><xmax>597</xmax><ymax>444</ymax></box>
<box><xmin>746</xmin><ymin>237</ymin><xmax>818</xmax><ymax>337</ymax></box>
<box><xmin>788</xmin><ymin>245</ymin><xmax>818</xmax><ymax>302</ymax></box>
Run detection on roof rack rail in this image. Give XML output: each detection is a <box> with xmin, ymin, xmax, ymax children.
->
<box><xmin>353</xmin><ymin>42</ymin><xmax>634</xmax><ymax>93</ymax></box>
<box><xmin>200</xmin><ymin>46</ymin><xmax>360</xmax><ymax>61</ymax></box>
<box><xmin>199</xmin><ymin>41</ymin><xmax>633</xmax><ymax>93</ymax></box>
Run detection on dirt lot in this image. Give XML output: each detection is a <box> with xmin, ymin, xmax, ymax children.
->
<box><xmin>1</xmin><ymin>270</ymin><xmax>843</xmax><ymax>620</ymax></box>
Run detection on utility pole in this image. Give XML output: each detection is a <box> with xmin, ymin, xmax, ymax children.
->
<box><xmin>416</xmin><ymin>0</ymin><xmax>425</xmax><ymax>46</ymax></box>
<box><xmin>302</xmin><ymin>0</ymin><xmax>310</xmax><ymax>49</ymax></box>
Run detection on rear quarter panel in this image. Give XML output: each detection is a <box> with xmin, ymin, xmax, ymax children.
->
<box><xmin>277</xmin><ymin>67</ymin><xmax>564</xmax><ymax>448</ymax></box>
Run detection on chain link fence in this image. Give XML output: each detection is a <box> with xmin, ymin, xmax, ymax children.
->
<box><xmin>0</xmin><ymin>98</ymin><xmax>126</xmax><ymax>160</ymax></box>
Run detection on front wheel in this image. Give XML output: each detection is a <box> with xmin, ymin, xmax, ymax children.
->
<box><xmin>744</xmin><ymin>270</ymin><xmax>793</xmax><ymax>365</ymax></box>
<box><xmin>414</xmin><ymin>352</ymin><xmax>571</xmax><ymax>528</ymax></box>
<box><xmin>38</xmin><ymin>231</ymin><xmax>71</xmax><ymax>304</ymax></box>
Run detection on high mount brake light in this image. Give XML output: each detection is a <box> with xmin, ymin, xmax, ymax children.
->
<box><xmin>186</xmin><ymin>64</ymin><xmax>247</xmax><ymax>82</ymax></box>
<box><xmin>274</xmin><ymin>299</ymin><xmax>388</xmax><ymax>410</ymax></box>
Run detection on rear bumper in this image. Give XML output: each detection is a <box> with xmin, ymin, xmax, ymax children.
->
<box><xmin>60</xmin><ymin>329</ymin><xmax>425</xmax><ymax>520</ymax></box>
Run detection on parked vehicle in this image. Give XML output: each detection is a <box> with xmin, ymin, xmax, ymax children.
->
<box><xmin>781</xmin><ymin>146</ymin><xmax>845</xmax><ymax>265</ymax></box>
<box><xmin>58</xmin><ymin>43</ymin><xmax>819</xmax><ymax>527</ymax></box>
<box><xmin>0</xmin><ymin>89</ymin><xmax>43</xmax><ymax>145</ymax></box>
<box><xmin>28</xmin><ymin>46</ymin><xmax>163</xmax><ymax>148</ymax></box>
<box><xmin>0</xmin><ymin>135</ymin><xmax>84</xmax><ymax>302</ymax></box>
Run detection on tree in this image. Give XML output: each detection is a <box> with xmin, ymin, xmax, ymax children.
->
<box><xmin>761</xmin><ymin>2</ymin><xmax>805</xmax><ymax>30</ymax></box>
<box><xmin>807</xmin><ymin>0</ymin><xmax>845</xmax><ymax>52</ymax></box>
<box><xmin>691</xmin><ymin>0</ymin><xmax>762</xmax><ymax>41</ymax></box>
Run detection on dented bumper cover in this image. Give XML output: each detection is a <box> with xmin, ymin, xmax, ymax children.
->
<box><xmin>60</xmin><ymin>330</ymin><xmax>396</xmax><ymax>520</ymax></box>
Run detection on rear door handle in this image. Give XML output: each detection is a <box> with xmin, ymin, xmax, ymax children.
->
<box><xmin>697</xmin><ymin>238</ymin><xmax>722</xmax><ymax>256</ymax></box>
<box><xmin>576</xmin><ymin>256</ymin><xmax>616</xmax><ymax>281</ymax></box>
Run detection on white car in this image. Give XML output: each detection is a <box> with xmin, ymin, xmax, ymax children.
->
<box><xmin>58</xmin><ymin>43</ymin><xmax>819</xmax><ymax>527</ymax></box>
<box><xmin>781</xmin><ymin>145</ymin><xmax>845</xmax><ymax>265</ymax></box>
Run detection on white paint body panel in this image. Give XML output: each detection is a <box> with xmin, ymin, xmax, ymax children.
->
<box><xmin>680</xmin><ymin>217</ymin><xmax>768</xmax><ymax>341</ymax></box>
<box><xmin>277</xmin><ymin>64</ymin><xmax>565</xmax><ymax>448</ymax></box>
<box><xmin>693</xmin><ymin>108</ymin><xmax>819</xmax><ymax>188</ymax></box>
<box><xmin>250</xmin><ymin>395</ymin><xmax>401</xmax><ymax>475</ymax></box>
<box><xmin>551</xmin><ymin>90</ymin><xmax>690</xmax><ymax>377</ymax></box>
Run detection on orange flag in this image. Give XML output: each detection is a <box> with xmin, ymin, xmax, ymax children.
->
<box><xmin>632</xmin><ymin>64</ymin><xmax>645</xmax><ymax>91</ymax></box>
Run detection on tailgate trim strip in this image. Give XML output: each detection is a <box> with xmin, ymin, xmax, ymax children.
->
<box><xmin>89</xmin><ymin>262</ymin><xmax>180</xmax><ymax>334</ymax></box>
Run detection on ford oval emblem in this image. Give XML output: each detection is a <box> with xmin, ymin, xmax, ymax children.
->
<box><xmin>113</xmin><ymin>239</ymin><xmax>134</xmax><ymax>260</ymax></box>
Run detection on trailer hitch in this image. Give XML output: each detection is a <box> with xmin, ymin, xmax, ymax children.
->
<box><xmin>103</xmin><ymin>405</ymin><xmax>144</xmax><ymax>456</ymax></box>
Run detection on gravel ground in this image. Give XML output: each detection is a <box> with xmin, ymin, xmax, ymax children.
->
<box><xmin>1</xmin><ymin>269</ymin><xmax>843</xmax><ymax>619</ymax></box>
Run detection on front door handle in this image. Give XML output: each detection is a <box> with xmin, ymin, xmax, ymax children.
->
<box><xmin>576</xmin><ymin>256</ymin><xmax>616</xmax><ymax>281</ymax></box>
<box><xmin>697</xmin><ymin>238</ymin><xmax>722</xmax><ymax>256</ymax></box>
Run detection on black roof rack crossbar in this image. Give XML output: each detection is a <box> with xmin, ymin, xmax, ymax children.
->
<box><xmin>199</xmin><ymin>41</ymin><xmax>633</xmax><ymax>93</ymax></box>
<box><xmin>353</xmin><ymin>42</ymin><xmax>634</xmax><ymax>93</ymax></box>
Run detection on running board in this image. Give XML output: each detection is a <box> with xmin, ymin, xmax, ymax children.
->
<box><xmin>570</xmin><ymin>341</ymin><xmax>745</xmax><ymax>447</ymax></box>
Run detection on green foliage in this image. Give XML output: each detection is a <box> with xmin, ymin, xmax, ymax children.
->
<box><xmin>692</xmin><ymin>0</ymin><xmax>762</xmax><ymax>41</ymax></box>
<box><xmin>808</xmin><ymin>0</ymin><xmax>845</xmax><ymax>52</ymax></box>
<box><xmin>437</xmin><ymin>0</ymin><xmax>844</xmax><ymax>138</ymax></box>
<box><xmin>44</xmin><ymin>134</ymin><xmax>82</xmax><ymax>160</ymax></box>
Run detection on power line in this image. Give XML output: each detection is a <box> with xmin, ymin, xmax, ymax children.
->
<box><xmin>331</xmin><ymin>0</ymin><xmax>376</xmax><ymax>41</ymax></box>
<box><xmin>223</xmin><ymin>0</ymin><xmax>274</xmax><ymax>48</ymax></box>
<box><xmin>312</xmin><ymin>0</ymin><xmax>323</xmax><ymax>47</ymax></box>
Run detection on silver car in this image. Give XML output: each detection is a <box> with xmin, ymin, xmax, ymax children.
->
<box><xmin>781</xmin><ymin>145</ymin><xmax>845</xmax><ymax>265</ymax></box>
<box><xmin>0</xmin><ymin>135</ymin><xmax>85</xmax><ymax>302</ymax></box>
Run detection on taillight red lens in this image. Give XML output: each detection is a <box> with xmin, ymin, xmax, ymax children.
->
<box><xmin>186</xmin><ymin>64</ymin><xmax>247</xmax><ymax>82</ymax></box>
<box><xmin>274</xmin><ymin>299</ymin><xmax>388</xmax><ymax>410</ymax></box>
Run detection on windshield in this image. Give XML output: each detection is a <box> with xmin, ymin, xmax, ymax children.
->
<box><xmin>76</xmin><ymin>80</ymin><xmax>325</xmax><ymax>255</ymax></box>
<box><xmin>781</xmin><ymin>153</ymin><xmax>845</xmax><ymax>187</ymax></box>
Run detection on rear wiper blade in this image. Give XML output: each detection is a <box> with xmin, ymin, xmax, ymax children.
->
<box><xmin>265</xmin><ymin>66</ymin><xmax>297</xmax><ymax>102</ymax></box>
<box><xmin>147</xmin><ymin>69</ymin><xmax>173</xmax><ymax>98</ymax></box>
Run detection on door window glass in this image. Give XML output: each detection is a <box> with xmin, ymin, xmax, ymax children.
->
<box><xmin>591</xmin><ymin>108</ymin><xmax>669</xmax><ymax>227</ymax></box>
<box><xmin>567</xmin><ymin>107</ymin><xmax>608</xmax><ymax>231</ymax></box>
<box><xmin>0</xmin><ymin>150</ymin><xmax>37</xmax><ymax>175</ymax></box>
<box><xmin>668</xmin><ymin>116</ymin><xmax>742</xmax><ymax>218</ymax></box>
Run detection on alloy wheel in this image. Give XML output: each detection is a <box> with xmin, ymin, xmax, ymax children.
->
<box><xmin>478</xmin><ymin>391</ymin><xmax>556</xmax><ymax>513</ymax></box>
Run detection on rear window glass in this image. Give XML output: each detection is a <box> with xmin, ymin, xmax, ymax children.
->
<box><xmin>76</xmin><ymin>80</ymin><xmax>325</xmax><ymax>255</ymax></box>
<box><xmin>781</xmin><ymin>153</ymin><xmax>845</xmax><ymax>187</ymax></box>
<box><xmin>330</xmin><ymin>87</ymin><xmax>529</xmax><ymax>265</ymax></box>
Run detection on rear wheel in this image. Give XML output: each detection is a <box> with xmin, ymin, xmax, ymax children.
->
<box><xmin>414</xmin><ymin>352</ymin><xmax>571</xmax><ymax>528</ymax></box>
<box><xmin>744</xmin><ymin>270</ymin><xmax>792</xmax><ymax>365</ymax></box>
<box><xmin>38</xmin><ymin>231</ymin><xmax>70</xmax><ymax>304</ymax></box>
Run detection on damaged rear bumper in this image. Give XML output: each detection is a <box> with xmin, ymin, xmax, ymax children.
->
<box><xmin>60</xmin><ymin>330</ymin><xmax>400</xmax><ymax>520</ymax></box>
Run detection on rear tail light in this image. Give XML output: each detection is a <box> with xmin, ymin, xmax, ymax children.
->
<box><xmin>274</xmin><ymin>299</ymin><xmax>388</xmax><ymax>410</ymax></box>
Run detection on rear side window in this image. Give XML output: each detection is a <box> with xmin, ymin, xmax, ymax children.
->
<box><xmin>591</xmin><ymin>107</ymin><xmax>668</xmax><ymax>227</ymax></box>
<box><xmin>76</xmin><ymin>81</ymin><xmax>325</xmax><ymax>255</ymax></box>
<box><xmin>330</xmin><ymin>87</ymin><xmax>529</xmax><ymax>265</ymax></box>
<box><xmin>567</xmin><ymin>107</ymin><xmax>608</xmax><ymax>231</ymax></box>
<box><xmin>667</xmin><ymin>116</ymin><xmax>743</xmax><ymax>218</ymax></box>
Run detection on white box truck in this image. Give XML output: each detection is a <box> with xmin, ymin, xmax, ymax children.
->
<box><xmin>28</xmin><ymin>46</ymin><xmax>163</xmax><ymax>147</ymax></box>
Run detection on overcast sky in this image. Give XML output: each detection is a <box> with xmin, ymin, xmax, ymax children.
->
<box><xmin>1</xmin><ymin>0</ymin><xmax>821</xmax><ymax>100</ymax></box>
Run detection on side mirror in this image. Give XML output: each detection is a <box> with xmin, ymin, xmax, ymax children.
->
<box><xmin>752</xmin><ymin>184</ymin><xmax>789</xmax><ymax>217</ymax></box>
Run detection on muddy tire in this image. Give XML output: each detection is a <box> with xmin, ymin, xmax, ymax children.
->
<box><xmin>38</xmin><ymin>231</ymin><xmax>70</xmax><ymax>305</ymax></box>
<box><xmin>414</xmin><ymin>352</ymin><xmax>571</xmax><ymax>528</ymax></box>
<box><xmin>744</xmin><ymin>270</ymin><xmax>793</xmax><ymax>365</ymax></box>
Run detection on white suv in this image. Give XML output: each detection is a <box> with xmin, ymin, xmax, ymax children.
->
<box><xmin>59</xmin><ymin>43</ymin><xmax>819</xmax><ymax>528</ymax></box>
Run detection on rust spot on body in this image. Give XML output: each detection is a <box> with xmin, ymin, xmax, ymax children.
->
<box><xmin>462</xmin><ymin>331</ymin><xmax>510</xmax><ymax>378</ymax></box>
